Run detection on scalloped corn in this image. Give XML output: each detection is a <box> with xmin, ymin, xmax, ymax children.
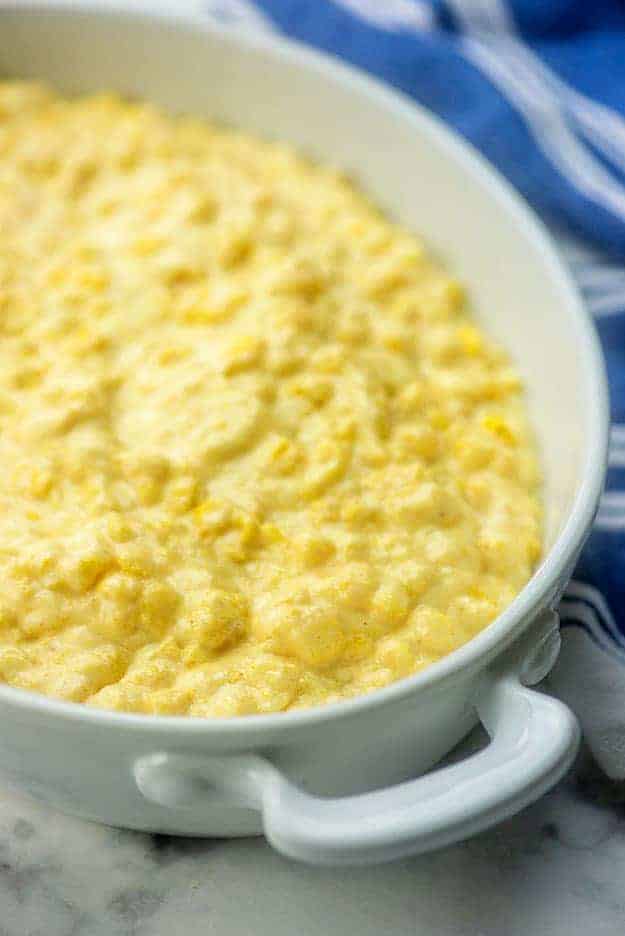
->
<box><xmin>0</xmin><ymin>83</ymin><xmax>542</xmax><ymax>717</ymax></box>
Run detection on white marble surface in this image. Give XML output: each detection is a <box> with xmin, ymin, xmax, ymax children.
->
<box><xmin>1</xmin><ymin>736</ymin><xmax>624</xmax><ymax>936</ymax></box>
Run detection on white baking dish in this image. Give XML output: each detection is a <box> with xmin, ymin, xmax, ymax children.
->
<box><xmin>0</xmin><ymin>2</ymin><xmax>609</xmax><ymax>866</ymax></box>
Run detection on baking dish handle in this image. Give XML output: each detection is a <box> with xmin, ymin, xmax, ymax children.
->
<box><xmin>134</xmin><ymin>617</ymin><xmax>579</xmax><ymax>866</ymax></box>
<box><xmin>257</xmin><ymin>673</ymin><xmax>579</xmax><ymax>865</ymax></box>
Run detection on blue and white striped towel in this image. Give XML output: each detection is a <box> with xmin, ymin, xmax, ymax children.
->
<box><xmin>196</xmin><ymin>0</ymin><xmax>625</xmax><ymax>778</ymax></box>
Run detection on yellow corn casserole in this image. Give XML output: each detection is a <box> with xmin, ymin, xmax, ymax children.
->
<box><xmin>0</xmin><ymin>83</ymin><xmax>542</xmax><ymax>716</ymax></box>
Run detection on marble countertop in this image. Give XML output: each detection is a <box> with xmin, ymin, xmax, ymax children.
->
<box><xmin>1</xmin><ymin>737</ymin><xmax>623</xmax><ymax>936</ymax></box>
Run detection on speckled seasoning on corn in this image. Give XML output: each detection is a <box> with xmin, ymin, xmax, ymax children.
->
<box><xmin>0</xmin><ymin>82</ymin><xmax>542</xmax><ymax>716</ymax></box>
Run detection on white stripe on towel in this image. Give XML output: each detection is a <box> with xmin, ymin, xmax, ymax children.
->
<box><xmin>331</xmin><ymin>0</ymin><xmax>435</xmax><ymax>32</ymax></box>
<box><xmin>586</xmin><ymin>293</ymin><xmax>625</xmax><ymax>317</ymax></box>
<box><xmin>608</xmin><ymin>426</ymin><xmax>625</xmax><ymax>468</ymax></box>
<box><xmin>596</xmin><ymin>490</ymin><xmax>625</xmax><ymax>531</ymax></box>
<box><xmin>447</xmin><ymin>0</ymin><xmax>625</xmax><ymax>223</ymax></box>
<box><xmin>554</xmin><ymin>241</ymin><xmax>625</xmax><ymax>317</ymax></box>
<box><xmin>451</xmin><ymin>0</ymin><xmax>625</xmax><ymax>176</ymax></box>
<box><xmin>611</xmin><ymin>425</ymin><xmax>625</xmax><ymax>445</ymax></box>
<box><xmin>559</xmin><ymin>600</ymin><xmax>625</xmax><ymax>661</ymax></box>
<box><xmin>565</xmin><ymin>580</ymin><xmax>625</xmax><ymax>648</ymax></box>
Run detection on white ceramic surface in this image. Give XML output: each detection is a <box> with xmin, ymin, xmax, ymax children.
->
<box><xmin>0</xmin><ymin>1</ymin><xmax>609</xmax><ymax>865</ymax></box>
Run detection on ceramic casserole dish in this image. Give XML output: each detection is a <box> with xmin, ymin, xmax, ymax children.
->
<box><xmin>0</xmin><ymin>2</ymin><xmax>609</xmax><ymax>866</ymax></box>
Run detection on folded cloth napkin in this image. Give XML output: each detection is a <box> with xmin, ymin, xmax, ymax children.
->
<box><xmin>197</xmin><ymin>0</ymin><xmax>625</xmax><ymax>779</ymax></box>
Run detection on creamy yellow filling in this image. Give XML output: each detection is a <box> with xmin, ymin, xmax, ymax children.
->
<box><xmin>0</xmin><ymin>82</ymin><xmax>542</xmax><ymax>716</ymax></box>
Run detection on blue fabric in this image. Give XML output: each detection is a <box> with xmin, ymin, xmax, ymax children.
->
<box><xmin>254</xmin><ymin>0</ymin><xmax>625</xmax><ymax>257</ymax></box>
<box><xmin>241</xmin><ymin>1</ymin><xmax>625</xmax><ymax>649</ymax></box>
